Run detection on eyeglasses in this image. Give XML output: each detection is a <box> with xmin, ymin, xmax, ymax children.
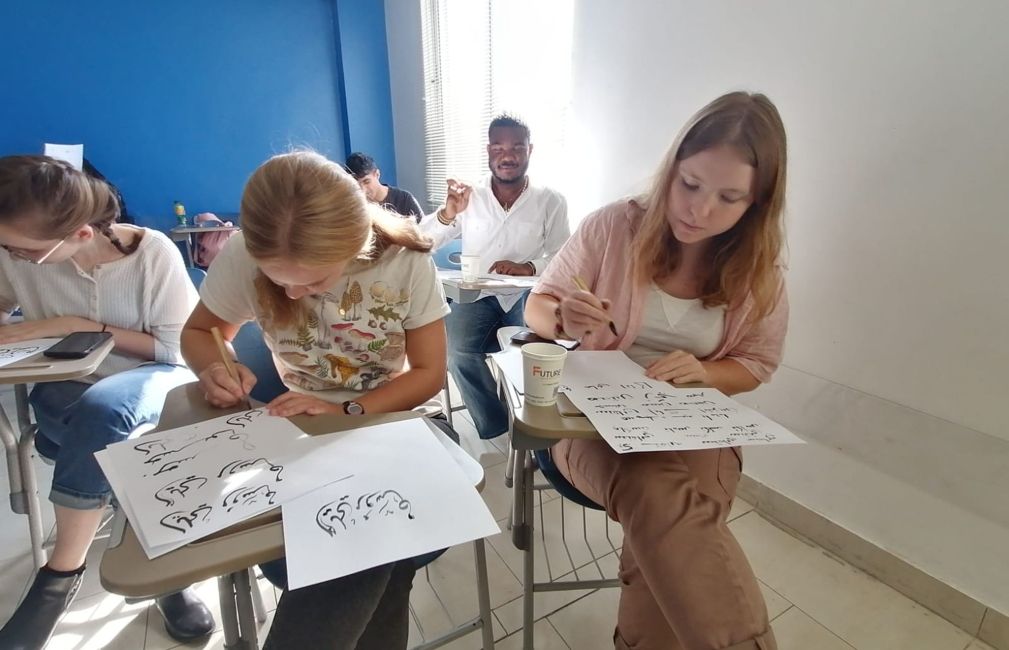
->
<box><xmin>1</xmin><ymin>237</ymin><xmax>68</xmax><ymax>264</ymax></box>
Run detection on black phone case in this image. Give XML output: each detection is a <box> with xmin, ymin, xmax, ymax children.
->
<box><xmin>43</xmin><ymin>332</ymin><xmax>113</xmax><ymax>359</ymax></box>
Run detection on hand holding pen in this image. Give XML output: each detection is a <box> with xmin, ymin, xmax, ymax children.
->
<box><xmin>198</xmin><ymin>326</ymin><xmax>256</xmax><ymax>409</ymax></box>
<box><xmin>559</xmin><ymin>276</ymin><xmax>619</xmax><ymax>339</ymax></box>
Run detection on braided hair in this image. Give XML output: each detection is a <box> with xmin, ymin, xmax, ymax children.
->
<box><xmin>0</xmin><ymin>155</ymin><xmax>140</xmax><ymax>256</ymax></box>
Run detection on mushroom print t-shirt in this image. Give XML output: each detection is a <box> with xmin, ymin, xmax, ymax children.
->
<box><xmin>200</xmin><ymin>233</ymin><xmax>450</xmax><ymax>411</ymax></box>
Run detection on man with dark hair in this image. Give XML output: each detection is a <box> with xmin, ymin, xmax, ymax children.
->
<box><xmin>420</xmin><ymin>113</ymin><xmax>570</xmax><ymax>439</ymax></box>
<box><xmin>345</xmin><ymin>152</ymin><xmax>424</xmax><ymax>223</ymax></box>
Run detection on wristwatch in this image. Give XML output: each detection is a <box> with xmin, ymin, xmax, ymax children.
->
<box><xmin>342</xmin><ymin>400</ymin><xmax>365</xmax><ymax>415</ymax></box>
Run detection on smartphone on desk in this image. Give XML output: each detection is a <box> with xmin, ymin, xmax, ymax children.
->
<box><xmin>509</xmin><ymin>330</ymin><xmax>580</xmax><ymax>350</ymax></box>
<box><xmin>44</xmin><ymin>331</ymin><xmax>113</xmax><ymax>359</ymax></box>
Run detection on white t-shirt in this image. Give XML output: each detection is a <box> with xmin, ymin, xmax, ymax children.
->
<box><xmin>200</xmin><ymin>233</ymin><xmax>450</xmax><ymax>407</ymax></box>
<box><xmin>0</xmin><ymin>228</ymin><xmax>197</xmax><ymax>379</ymax></box>
<box><xmin>625</xmin><ymin>283</ymin><xmax>726</xmax><ymax>368</ymax></box>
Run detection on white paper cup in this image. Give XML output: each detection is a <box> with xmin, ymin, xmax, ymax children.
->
<box><xmin>460</xmin><ymin>254</ymin><xmax>481</xmax><ymax>283</ymax></box>
<box><xmin>521</xmin><ymin>342</ymin><xmax>568</xmax><ymax>407</ymax></box>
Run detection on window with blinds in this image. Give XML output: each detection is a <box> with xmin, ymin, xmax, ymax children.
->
<box><xmin>420</xmin><ymin>0</ymin><xmax>574</xmax><ymax>209</ymax></box>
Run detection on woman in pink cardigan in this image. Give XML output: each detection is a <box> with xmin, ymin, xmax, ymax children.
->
<box><xmin>526</xmin><ymin>91</ymin><xmax>788</xmax><ymax>650</ymax></box>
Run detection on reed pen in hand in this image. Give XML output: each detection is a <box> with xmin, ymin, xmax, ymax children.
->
<box><xmin>211</xmin><ymin>326</ymin><xmax>251</xmax><ymax>408</ymax></box>
<box><xmin>571</xmin><ymin>276</ymin><xmax>619</xmax><ymax>336</ymax></box>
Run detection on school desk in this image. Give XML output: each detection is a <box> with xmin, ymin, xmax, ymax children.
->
<box><xmin>100</xmin><ymin>381</ymin><xmax>495</xmax><ymax>650</ymax></box>
<box><xmin>169</xmin><ymin>224</ymin><xmax>241</xmax><ymax>268</ymax></box>
<box><xmin>437</xmin><ymin>269</ymin><xmax>537</xmax><ymax>304</ymax></box>
<box><xmin>0</xmin><ymin>336</ymin><xmax>115</xmax><ymax>568</ymax></box>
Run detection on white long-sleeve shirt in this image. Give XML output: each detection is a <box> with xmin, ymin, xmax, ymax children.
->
<box><xmin>420</xmin><ymin>178</ymin><xmax>570</xmax><ymax>275</ymax></box>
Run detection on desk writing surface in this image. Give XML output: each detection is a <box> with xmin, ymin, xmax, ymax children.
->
<box><xmin>168</xmin><ymin>225</ymin><xmax>241</xmax><ymax>240</ymax></box>
<box><xmin>100</xmin><ymin>382</ymin><xmax>480</xmax><ymax>597</ymax></box>
<box><xmin>0</xmin><ymin>337</ymin><xmax>114</xmax><ymax>385</ymax></box>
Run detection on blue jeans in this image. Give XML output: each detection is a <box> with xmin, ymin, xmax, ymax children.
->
<box><xmin>445</xmin><ymin>292</ymin><xmax>527</xmax><ymax>439</ymax></box>
<box><xmin>30</xmin><ymin>363</ymin><xmax>195</xmax><ymax>510</ymax></box>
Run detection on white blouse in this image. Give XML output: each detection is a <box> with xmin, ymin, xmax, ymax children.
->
<box><xmin>0</xmin><ymin>229</ymin><xmax>197</xmax><ymax>378</ymax></box>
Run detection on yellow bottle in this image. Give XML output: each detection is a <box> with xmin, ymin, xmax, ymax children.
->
<box><xmin>174</xmin><ymin>201</ymin><xmax>187</xmax><ymax>226</ymax></box>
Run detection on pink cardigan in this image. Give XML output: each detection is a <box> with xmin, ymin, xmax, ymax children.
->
<box><xmin>533</xmin><ymin>199</ymin><xmax>789</xmax><ymax>384</ymax></box>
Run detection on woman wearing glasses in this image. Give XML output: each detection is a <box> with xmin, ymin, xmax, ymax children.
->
<box><xmin>0</xmin><ymin>155</ymin><xmax>215</xmax><ymax>649</ymax></box>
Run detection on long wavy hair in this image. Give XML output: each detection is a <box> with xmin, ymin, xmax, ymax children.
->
<box><xmin>0</xmin><ymin>155</ymin><xmax>138</xmax><ymax>255</ymax></box>
<box><xmin>241</xmin><ymin>151</ymin><xmax>432</xmax><ymax>328</ymax></box>
<box><xmin>632</xmin><ymin>91</ymin><xmax>787</xmax><ymax>320</ymax></box>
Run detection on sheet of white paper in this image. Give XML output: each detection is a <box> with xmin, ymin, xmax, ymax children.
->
<box><xmin>478</xmin><ymin>273</ymin><xmax>537</xmax><ymax>287</ymax></box>
<box><xmin>0</xmin><ymin>338</ymin><xmax>61</xmax><ymax>369</ymax></box>
<box><xmin>44</xmin><ymin>143</ymin><xmax>84</xmax><ymax>171</ymax></box>
<box><xmin>100</xmin><ymin>408</ymin><xmax>320</xmax><ymax>556</ymax></box>
<box><xmin>281</xmin><ymin>419</ymin><xmax>499</xmax><ymax>590</ymax></box>
<box><xmin>436</xmin><ymin>269</ymin><xmax>537</xmax><ymax>289</ymax></box>
<box><xmin>490</xmin><ymin>348</ymin><xmax>525</xmax><ymax>393</ymax></box>
<box><xmin>95</xmin><ymin>450</ymin><xmax>190</xmax><ymax>557</ymax></box>
<box><xmin>558</xmin><ymin>351</ymin><xmax>805</xmax><ymax>453</ymax></box>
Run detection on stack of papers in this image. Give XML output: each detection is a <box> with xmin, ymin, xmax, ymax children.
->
<box><xmin>97</xmin><ymin>410</ymin><xmax>499</xmax><ymax>589</ymax></box>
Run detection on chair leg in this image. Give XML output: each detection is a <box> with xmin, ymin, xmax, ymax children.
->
<box><xmin>473</xmin><ymin>538</ymin><xmax>495</xmax><ymax>649</ymax></box>
<box><xmin>443</xmin><ymin>380</ymin><xmax>453</xmax><ymax>428</ymax></box>
<box><xmin>234</xmin><ymin>568</ymin><xmax>260</xmax><ymax>648</ymax></box>
<box><xmin>14</xmin><ymin>385</ymin><xmax>46</xmax><ymax>569</ymax></box>
<box><xmin>17</xmin><ymin>434</ymin><xmax>46</xmax><ymax>569</ymax></box>
<box><xmin>0</xmin><ymin>400</ymin><xmax>22</xmax><ymax>509</ymax></box>
<box><xmin>218</xmin><ymin>574</ymin><xmax>241</xmax><ymax>649</ymax></box>
<box><xmin>522</xmin><ymin>453</ymin><xmax>536</xmax><ymax>650</ymax></box>
<box><xmin>217</xmin><ymin>570</ymin><xmax>261</xmax><ymax>650</ymax></box>
<box><xmin>504</xmin><ymin>439</ymin><xmax>516</xmax><ymax>489</ymax></box>
<box><xmin>249</xmin><ymin>567</ymin><xmax>267</xmax><ymax>623</ymax></box>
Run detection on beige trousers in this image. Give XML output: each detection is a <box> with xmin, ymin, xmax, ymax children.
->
<box><xmin>553</xmin><ymin>439</ymin><xmax>777</xmax><ymax>650</ymax></box>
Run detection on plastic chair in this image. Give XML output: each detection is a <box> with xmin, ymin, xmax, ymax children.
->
<box><xmin>231</xmin><ymin>322</ymin><xmax>287</xmax><ymax>404</ymax></box>
<box><xmin>189</xmin><ymin>267</ymin><xmax>288</xmax><ymax>406</ymax></box>
<box><xmin>186</xmin><ymin>266</ymin><xmax>207</xmax><ymax>288</ymax></box>
<box><xmin>493</xmin><ymin>327</ymin><xmax>621</xmax><ymax>650</ymax></box>
<box><xmin>432</xmin><ymin>237</ymin><xmax>463</xmax><ymax>270</ymax></box>
<box><xmin>433</xmin><ymin>237</ymin><xmax>464</xmax><ymax>426</ymax></box>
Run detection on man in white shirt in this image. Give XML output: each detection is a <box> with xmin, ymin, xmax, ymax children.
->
<box><xmin>420</xmin><ymin>115</ymin><xmax>570</xmax><ymax>439</ymax></box>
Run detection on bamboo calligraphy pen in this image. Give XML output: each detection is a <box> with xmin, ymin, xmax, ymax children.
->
<box><xmin>572</xmin><ymin>276</ymin><xmax>619</xmax><ymax>336</ymax></box>
<box><xmin>211</xmin><ymin>326</ymin><xmax>252</xmax><ymax>408</ymax></box>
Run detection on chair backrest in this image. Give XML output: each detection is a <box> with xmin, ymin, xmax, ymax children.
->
<box><xmin>187</xmin><ymin>267</ymin><xmax>208</xmax><ymax>290</ymax></box>
<box><xmin>231</xmin><ymin>322</ymin><xmax>288</xmax><ymax>404</ymax></box>
<box><xmin>431</xmin><ymin>237</ymin><xmax>463</xmax><ymax>270</ymax></box>
<box><xmin>185</xmin><ymin>265</ymin><xmax>285</xmax><ymax>403</ymax></box>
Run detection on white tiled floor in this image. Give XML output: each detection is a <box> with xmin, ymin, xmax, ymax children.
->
<box><xmin>0</xmin><ymin>397</ymin><xmax>997</xmax><ymax>650</ymax></box>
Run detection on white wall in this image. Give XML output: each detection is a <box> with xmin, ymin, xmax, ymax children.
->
<box><xmin>568</xmin><ymin>0</ymin><xmax>1009</xmax><ymax>441</ymax></box>
<box><xmin>385</xmin><ymin>0</ymin><xmax>430</xmax><ymax>207</ymax></box>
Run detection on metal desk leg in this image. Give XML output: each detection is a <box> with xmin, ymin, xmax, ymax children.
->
<box><xmin>504</xmin><ymin>441</ymin><xmax>516</xmax><ymax>489</ymax></box>
<box><xmin>217</xmin><ymin>569</ymin><xmax>261</xmax><ymax>650</ymax></box>
<box><xmin>521</xmin><ymin>450</ymin><xmax>535</xmax><ymax>650</ymax></box>
<box><xmin>2</xmin><ymin>384</ymin><xmax>47</xmax><ymax>569</ymax></box>
<box><xmin>218</xmin><ymin>574</ymin><xmax>241</xmax><ymax>649</ymax></box>
<box><xmin>17</xmin><ymin>429</ymin><xmax>46</xmax><ymax>569</ymax></box>
<box><xmin>511</xmin><ymin>450</ymin><xmax>531</xmax><ymax>551</ymax></box>
<box><xmin>0</xmin><ymin>401</ymin><xmax>25</xmax><ymax>512</ymax></box>
<box><xmin>234</xmin><ymin>568</ymin><xmax>260</xmax><ymax>647</ymax></box>
<box><xmin>184</xmin><ymin>234</ymin><xmax>196</xmax><ymax>268</ymax></box>
<box><xmin>473</xmin><ymin>538</ymin><xmax>495</xmax><ymax>649</ymax></box>
<box><xmin>249</xmin><ymin>568</ymin><xmax>267</xmax><ymax>623</ymax></box>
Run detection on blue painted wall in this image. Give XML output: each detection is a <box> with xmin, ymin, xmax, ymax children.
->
<box><xmin>0</xmin><ymin>1</ymin><xmax>348</xmax><ymax>232</ymax></box>
<box><xmin>334</xmin><ymin>0</ymin><xmax>398</xmax><ymax>185</ymax></box>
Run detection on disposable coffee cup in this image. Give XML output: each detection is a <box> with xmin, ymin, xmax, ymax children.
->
<box><xmin>521</xmin><ymin>342</ymin><xmax>568</xmax><ymax>407</ymax></box>
<box><xmin>460</xmin><ymin>254</ymin><xmax>481</xmax><ymax>283</ymax></box>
